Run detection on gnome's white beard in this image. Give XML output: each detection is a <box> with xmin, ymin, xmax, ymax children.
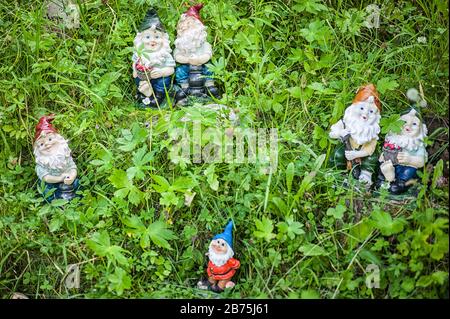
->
<box><xmin>34</xmin><ymin>136</ymin><xmax>72</xmax><ymax>171</ymax></box>
<box><xmin>343</xmin><ymin>104</ymin><xmax>381</xmax><ymax>145</ymax></box>
<box><xmin>208</xmin><ymin>244</ymin><xmax>234</xmax><ymax>267</ymax></box>
<box><xmin>385</xmin><ymin>131</ymin><xmax>426</xmax><ymax>152</ymax></box>
<box><xmin>174</xmin><ymin>25</ymin><xmax>209</xmax><ymax>55</ymax></box>
<box><xmin>134</xmin><ymin>36</ymin><xmax>172</xmax><ymax>67</ymax></box>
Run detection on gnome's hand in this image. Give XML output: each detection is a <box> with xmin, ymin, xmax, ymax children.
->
<box><xmin>397</xmin><ymin>152</ymin><xmax>411</xmax><ymax>165</ymax></box>
<box><xmin>150</xmin><ymin>70</ymin><xmax>163</xmax><ymax>79</ymax></box>
<box><xmin>63</xmin><ymin>170</ymin><xmax>77</xmax><ymax>185</ymax></box>
<box><xmin>345</xmin><ymin>150</ymin><xmax>362</xmax><ymax>161</ymax></box>
<box><xmin>380</xmin><ymin>160</ymin><xmax>395</xmax><ymax>182</ymax></box>
<box><xmin>138</xmin><ymin>81</ymin><xmax>153</xmax><ymax>97</ymax></box>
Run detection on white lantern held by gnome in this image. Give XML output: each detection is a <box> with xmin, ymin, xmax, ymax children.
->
<box><xmin>377</xmin><ymin>108</ymin><xmax>428</xmax><ymax>194</ymax></box>
<box><xmin>197</xmin><ymin>221</ymin><xmax>240</xmax><ymax>293</ymax></box>
<box><xmin>329</xmin><ymin>84</ymin><xmax>382</xmax><ymax>186</ymax></box>
<box><xmin>33</xmin><ymin>115</ymin><xmax>79</xmax><ymax>202</ymax></box>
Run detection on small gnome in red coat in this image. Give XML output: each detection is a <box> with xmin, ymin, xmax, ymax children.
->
<box><xmin>197</xmin><ymin>221</ymin><xmax>240</xmax><ymax>292</ymax></box>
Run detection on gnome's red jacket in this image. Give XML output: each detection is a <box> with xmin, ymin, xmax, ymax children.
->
<box><xmin>207</xmin><ymin>258</ymin><xmax>240</xmax><ymax>281</ymax></box>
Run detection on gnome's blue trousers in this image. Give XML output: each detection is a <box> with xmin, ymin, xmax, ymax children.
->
<box><xmin>394</xmin><ymin>165</ymin><xmax>417</xmax><ymax>181</ymax></box>
<box><xmin>40</xmin><ymin>178</ymin><xmax>80</xmax><ymax>202</ymax></box>
<box><xmin>134</xmin><ymin>76</ymin><xmax>172</xmax><ymax>94</ymax></box>
<box><xmin>175</xmin><ymin>64</ymin><xmax>214</xmax><ymax>85</ymax></box>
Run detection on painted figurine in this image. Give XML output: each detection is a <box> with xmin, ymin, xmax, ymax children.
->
<box><xmin>174</xmin><ymin>3</ymin><xmax>220</xmax><ymax>105</ymax></box>
<box><xmin>197</xmin><ymin>221</ymin><xmax>240</xmax><ymax>293</ymax></box>
<box><xmin>329</xmin><ymin>84</ymin><xmax>382</xmax><ymax>186</ymax></box>
<box><xmin>377</xmin><ymin>108</ymin><xmax>428</xmax><ymax>194</ymax></box>
<box><xmin>33</xmin><ymin>115</ymin><xmax>80</xmax><ymax>202</ymax></box>
<box><xmin>132</xmin><ymin>9</ymin><xmax>175</xmax><ymax>108</ymax></box>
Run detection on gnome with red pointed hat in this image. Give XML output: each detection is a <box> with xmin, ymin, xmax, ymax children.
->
<box><xmin>33</xmin><ymin>115</ymin><xmax>79</xmax><ymax>201</ymax></box>
<box><xmin>329</xmin><ymin>84</ymin><xmax>382</xmax><ymax>186</ymax></box>
<box><xmin>174</xmin><ymin>3</ymin><xmax>220</xmax><ymax>104</ymax></box>
<box><xmin>197</xmin><ymin>221</ymin><xmax>240</xmax><ymax>293</ymax></box>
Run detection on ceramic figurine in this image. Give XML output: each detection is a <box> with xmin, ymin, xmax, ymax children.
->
<box><xmin>197</xmin><ymin>221</ymin><xmax>240</xmax><ymax>293</ymax></box>
<box><xmin>329</xmin><ymin>84</ymin><xmax>382</xmax><ymax>186</ymax></box>
<box><xmin>33</xmin><ymin>115</ymin><xmax>80</xmax><ymax>202</ymax></box>
<box><xmin>132</xmin><ymin>9</ymin><xmax>176</xmax><ymax>108</ymax></box>
<box><xmin>377</xmin><ymin>107</ymin><xmax>428</xmax><ymax>194</ymax></box>
<box><xmin>173</xmin><ymin>3</ymin><xmax>220</xmax><ymax>105</ymax></box>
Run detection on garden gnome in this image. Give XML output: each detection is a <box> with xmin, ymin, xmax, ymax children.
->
<box><xmin>197</xmin><ymin>221</ymin><xmax>240</xmax><ymax>293</ymax></box>
<box><xmin>132</xmin><ymin>9</ymin><xmax>176</xmax><ymax>108</ymax></box>
<box><xmin>33</xmin><ymin>115</ymin><xmax>79</xmax><ymax>202</ymax></box>
<box><xmin>377</xmin><ymin>108</ymin><xmax>428</xmax><ymax>194</ymax></box>
<box><xmin>174</xmin><ymin>3</ymin><xmax>220</xmax><ymax>105</ymax></box>
<box><xmin>329</xmin><ymin>84</ymin><xmax>382</xmax><ymax>186</ymax></box>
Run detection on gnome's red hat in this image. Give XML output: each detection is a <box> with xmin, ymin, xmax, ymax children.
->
<box><xmin>353</xmin><ymin>83</ymin><xmax>381</xmax><ymax>112</ymax></box>
<box><xmin>35</xmin><ymin>114</ymin><xmax>57</xmax><ymax>142</ymax></box>
<box><xmin>185</xmin><ymin>3</ymin><xmax>204</xmax><ymax>22</ymax></box>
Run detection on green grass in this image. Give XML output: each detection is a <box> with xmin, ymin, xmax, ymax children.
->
<box><xmin>0</xmin><ymin>0</ymin><xmax>448</xmax><ymax>298</ymax></box>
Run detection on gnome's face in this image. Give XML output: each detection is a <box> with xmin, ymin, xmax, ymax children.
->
<box><xmin>352</xmin><ymin>96</ymin><xmax>379</xmax><ymax>125</ymax></box>
<box><xmin>400</xmin><ymin>111</ymin><xmax>424</xmax><ymax>138</ymax></box>
<box><xmin>208</xmin><ymin>239</ymin><xmax>234</xmax><ymax>267</ymax></box>
<box><xmin>34</xmin><ymin>132</ymin><xmax>62</xmax><ymax>156</ymax></box>
<box><xmin>136</xmin><ymin>28</ymin><xmax>165</xmax><ymax>52</ymax></box>
<box><xmin>177</xmin><ymin>15</ymin><xmax>203</xmax><ymax>36</ymax></box>
<box><xmin>210</xmin><ymin>238</ymin><xmax>228</xmax><ymax>254</ymax></box>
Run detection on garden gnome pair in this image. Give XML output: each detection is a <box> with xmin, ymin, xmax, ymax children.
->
<box><xmin>33</xmin><ymin>115</ymin><xmax>79</xmax><ymax>202</ymax></box>
<box><xmin>132</xmin><ymin>4</ymin><xmax>219</xmax><ymax>108</ymax></box>
<box><xmin>329</xmin><ymin>84</ymin><xmax>428</xmax><ymax>194</ymax></box>
<box><xmin>198</xmin><ymin>221</ymin><xmax>240</xmax><ymax>293</ymax></box>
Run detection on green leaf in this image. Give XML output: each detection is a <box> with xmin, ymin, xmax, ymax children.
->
<box><xmin>369</xmin><ymin>208</ymin><xmax>407</xmax><ymax>236</ymax></box>
<box><xmin>326</xmin><ymin>204</ymin><xmax>346</xmax><ymax>220</ymax></box>
<box><xmin>150</xmin><ymin>175</ymin><xmax>170</xmax><ymax>193</ymax></box>
<box><xmin>109</xmin><ymin>169</ymin><xmax>130</xmax><ymax>189</ymax></box>
<box><xmin>301</xmin><ymin>289</ymin><xmax>320</xmax><ymax>299</ymax></box>
<box><xmin>277</xmin><ymin>216</ymin><xmax>304</xmax><ymax>240</ymax></box>
<box><xmin>299</xmin><ymin>243</ymin><xmax>328</xmax><ymax>256</ymax></box>
<box><xmin>380</xmin><ymin>114</ymin><xmax>405</xmax><ymax>134</ymax></box>
<box><xmin>376</xmin><ymin>77</ymin><xmax>399</xmax><ymax>94</ymax></box>
<box><xmin>108</xmin><ymin>267</ymin><xmax>131</xmax><ymax>296</ymax></box>
<box><xmin>253</xmin><ymin>217</ymin><xmax>276</xmax><ymax>242</ymax></box>
<box><xmin>147</xmin><ymin>220</ymin><xmax>177</xmax><ymax>250</ymax></box>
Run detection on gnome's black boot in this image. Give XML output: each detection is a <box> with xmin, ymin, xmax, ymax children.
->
<box><xmin>389</xmin><ymin>180</ymin><xmax>408</xmax><ymax>194</ymax></box>
<box><xmin>175</xmin><ymin>87</ymin><xmax>189</xmax><ymax>105</ymax></box>
<box><xmin>206</xmin><ymin>84</ymin><xmax>220</xmax><ymax>99</ymax></box>
<box><xmin>351</xmin><ymin>165</ymin><xmax>361</xmax><ymax>180</ymax></box>
<box><xmin>210</xmin><ymin>284</ymin><xmax>224</xmax><ymax>293</ymax></box>
<box><xmin>375</xmin><ymin>171</ymin><xmax>386</xmax><ymax>190</ymax></box>
<box><xmin>151</xmin><ymin>91</ymin><xmax>166</xmax><ymax>108</ymax></box>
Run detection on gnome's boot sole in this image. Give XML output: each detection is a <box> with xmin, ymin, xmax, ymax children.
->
<box><xmin>197</xmin><ymin>279</ymin><xmax>212</xmax><ymax>290</ymax></box>
<box><xmin>209</xmin><ymin>285</ymin><xmax>224</xmax><ymax>293</ymax></box>
<box><xmin>389</xmin><ymin>180</ymin><xmax>408</xmax><ymax>194</ymax></box>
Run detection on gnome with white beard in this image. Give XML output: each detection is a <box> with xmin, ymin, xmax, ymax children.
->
<box><xmin>132</xmin><ymin>9</ymin><xmax>176</xmax><ymax>108</ymax></box>
<box><xmin>329</xmin><ymin>84</ymin><xmax>382</xmax><ymax>186</ymax></box>
<box><xmin>377</xmin><ymin>108</ymin><xmax>428</xmax><ymax>194</ymax></box>
<box><xmin>197</xmin><ymin>221</ymin><xmax>240</xmax><ymax>293</ymax></box>
<box><xmin>33</xmin><ymin>115</ymin><xmax>79</xmax><ymax>201</ymax></box>
<box><xmin>173</xmin><ymin>3</ymin><xmax>220</xmax><ymax>105</ymax></box>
